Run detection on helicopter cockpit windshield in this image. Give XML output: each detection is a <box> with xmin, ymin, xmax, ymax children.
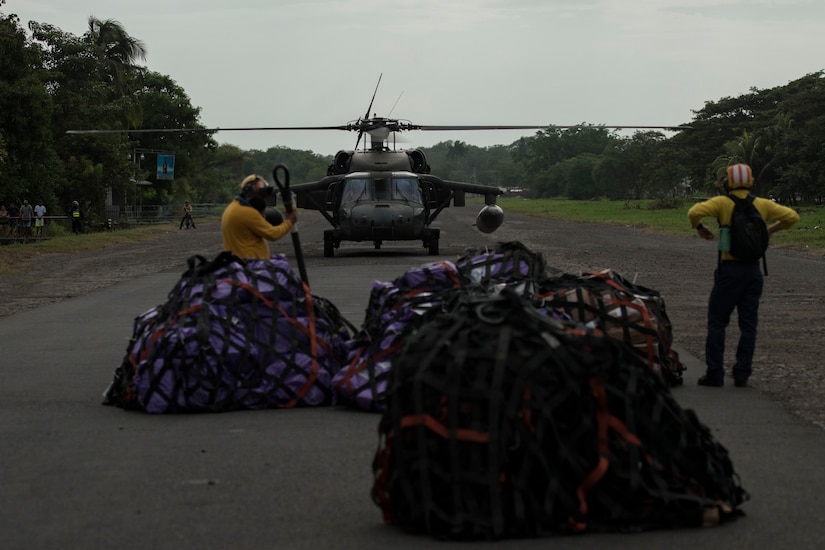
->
<box><xmin>342</xmin><ymin>178</ymin><xmax>369</xmax><ymax>203</ymax></box>
<box><xmin>392</xmin><ymin>176</ymin><xmax>421</xmax><ymax>203</ymax></box>
<box><xmin>340</xmin><ymin>173</ymin><xmax>423</xmax><ymax>204</ymax></box>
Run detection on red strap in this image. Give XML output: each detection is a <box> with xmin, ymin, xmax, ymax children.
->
<box><xmin>283</xmin><ymin>281</ymin><xmax>320</xmax><ymax>408</ymax></box>
<box><xmin>400</xmin><ymin>414</ymin><xmax>490</xmax><ymax>443</ymax></box>
<box><xmin>571</xmin><ymin>373</ymin><xmax>648</xmax><ymax>531</ymax></box>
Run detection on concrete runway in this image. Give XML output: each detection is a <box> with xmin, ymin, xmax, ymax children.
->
<box><xmin>3</xmin><ymin>230</ymin><xmax>825</xmax><ymax>549</ymax></box>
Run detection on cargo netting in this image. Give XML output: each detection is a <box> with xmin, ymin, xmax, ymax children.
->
<box><xmin>336</xmin><ymin>242</ymin><xmax>683</xmax><ymax>413</ymax></box>
<box><xmin>372</xmin><ymin>288</ymin><xmax>747</xmax><ymax>539</ymax></box>
<box><xmin>103</xmin><ymin>252</ymin><xmax>352</xmax><ymax>413</ymax></box>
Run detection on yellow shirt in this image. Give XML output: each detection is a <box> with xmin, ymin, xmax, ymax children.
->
<box><xmin>687</xmin><ymin>189</ymin><xmax>799</xmax><ymax>260</ymax></box>
<box><xmin>221</xmin><ymin>199</ymin><xmax>293</xmax><ymax>259</ymax></box>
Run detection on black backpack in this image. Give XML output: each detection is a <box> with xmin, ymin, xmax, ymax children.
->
<box><xmin>723</xmin><ymin>194</ymin><xmax>769</xmax><ymax>274</ymax></box>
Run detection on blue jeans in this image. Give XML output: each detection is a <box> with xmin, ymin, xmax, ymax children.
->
<box><xmin>705</xmin><ymin>261</ymin><xmax>764</xmax><ymax>382</ymax></box>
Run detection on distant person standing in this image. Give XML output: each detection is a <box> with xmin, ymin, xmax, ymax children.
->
<box><xmin>71</xmin><ymin>201</ymin><xmax>82</xmax><ymax>234</ymax></box>
<box><xmin>34</xmin><ymin>200</ymin><xmax>47</xmax><ymax>237</ymax></box>
<box><xmin>19</xmin><ymin>199</ymin><xmax>34</xmax><ymax>239</ymax></box>
<box><xmin>179</xmin><ymin>200</ymin><xmax>196</xmax><ymax>229</ymax></box>
<box><xmin>688</xmin><ymin>163</ymin><xmax>800</xmax><ymax>388</ymax></box>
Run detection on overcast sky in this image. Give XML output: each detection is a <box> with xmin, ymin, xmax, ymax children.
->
<box><xmin>7</xmin><ymin>0</ymin><xmax>825</xmax><ymax>155</ymax></box>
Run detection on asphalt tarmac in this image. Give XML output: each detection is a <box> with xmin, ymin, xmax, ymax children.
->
<box><xmin>3</xmin><ymin>238</ymin><xmax>825</xmax><ymax>549</ymax></box>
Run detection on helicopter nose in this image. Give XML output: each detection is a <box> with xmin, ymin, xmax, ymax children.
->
<box><xmin>475</xmin><ymin>205</ymin><xmax>504</xmax><ymax>234</ymax></box>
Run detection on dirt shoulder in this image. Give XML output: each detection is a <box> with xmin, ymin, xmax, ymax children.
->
<box><xmin>0</xmin><ymin>223</ymin><xmax>226</xmax><ymax>318</ymax></box>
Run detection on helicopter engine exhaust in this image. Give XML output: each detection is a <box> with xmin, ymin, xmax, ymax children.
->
<box><xmin>475</xmin><ymin>204</ymin><xmax>504</xmax><ymax>234</ymax></box>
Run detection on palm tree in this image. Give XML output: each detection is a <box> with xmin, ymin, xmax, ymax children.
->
<box><xmin>446</xmin><ymin>140</ymin><xmax>468</xmax><ymax>161</ymax></box>
<box><xmin>86</xmin><ymin>17</ymin><xmax>147</xmax><ymax>92</ymax></box>
<box><xmin>85</xmin><ymin>17</ymin><xmax>147</xmax><ymax>128</ymax></box>
<box><xmin>713</xmin><ymin>118</ymin><xmax>790</xmax><ymax>195</ymax></box>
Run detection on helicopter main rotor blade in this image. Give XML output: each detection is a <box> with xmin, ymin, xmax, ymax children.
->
<box><xmin>387</xmin><ymin>91</ymin><xmax>403</xmax><ymax>118</ymax></box>
<box><xmin>415</xmin><ymin>124</ymin><xmax>690</xmax><ymax>131</ymax></box>
<box><xmin>66</xmin><ymin>121</ymin><xmax>691</xmax><ymax>136</ymax></box>
<box><xmin>65</xmin><ymin>125</ymin><xmax>352</xmax><ymax>135</ymax></box>
<box><xmin>355</xmin><ymin>73</ymin><xmax>383</xmax><ymax>150</ymax></box>
<box><xmin>363</xmin><ymin>73</ymin><xmax>382</xmax><ymax>121</ymax></box>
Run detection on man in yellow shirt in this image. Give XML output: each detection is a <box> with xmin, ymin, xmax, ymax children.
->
<box><xmin>221</xmin><ymin>174</ymin><xmax>296</xmax><ymax>259</ymax></box>
<box><xmin>688</xmin><ymin>163</ymin><xmax>799</xmax><ymax>388</ymax></box>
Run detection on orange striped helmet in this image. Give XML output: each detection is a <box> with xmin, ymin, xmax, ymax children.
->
<box><xmin>726</xmin><ymin>164</ymin><xmax>753</xmax><ymax>189</ymax></box>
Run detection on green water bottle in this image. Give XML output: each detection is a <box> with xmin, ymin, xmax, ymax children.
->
<box><xmin>719</xmin><ymin>226</ymin><xmax>731</xmax><ymax>252</ymax></box>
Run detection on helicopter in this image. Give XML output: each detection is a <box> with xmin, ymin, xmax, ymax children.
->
<box><xmin>66</xmin><ymin>77</ymin><xmax>688</xmax><ymax>257</ymax></box>
<box><xmin>285</xmin><ymin>115</ymin><xmax>508</xmax><ymax>257</ymax></box>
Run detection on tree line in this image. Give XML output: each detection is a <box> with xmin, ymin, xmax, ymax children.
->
<box><xmin>429</xmin><ymin>72</ymin><xmax>825</xmax><ymax>205</ymax></box>
<box><xmin>2</xmin><ymin>5</ymin><xmax>823</xmax><ymax>229</ymax></box>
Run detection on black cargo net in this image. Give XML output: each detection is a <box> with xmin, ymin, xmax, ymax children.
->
<box><xmin>373</xmin><ymin>289</ymin><xmax>747</xmax><ymax>539</ymax></box>
<box><xmin>537</xmin><ymin>269</ymin><xmax>685</xmax><ymax>387</ymax></box>
<box><xmin>103</xmin><ymin>252</ymin><xmax>353</xmax><ymax>413</ymax></box>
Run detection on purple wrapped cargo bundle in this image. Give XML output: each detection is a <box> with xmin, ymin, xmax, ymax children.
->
<box><xmin>334</xmin><ymin>244</ymin><xmax>551</xmax><ymax>412</ymax></box>
<box><xmin>103</xmin><ymin>252</ymin><xmax>352</xmax><ymax>413</ymax></box>
<box><xmin>333</xmin><ymin>260</ymin><xmax>464</xmax><ymax>412</ymax></box>
<box><xmin>455</xmin><ymin>241</ymin><xmax>547</xmax><ymax>287</ymax></box>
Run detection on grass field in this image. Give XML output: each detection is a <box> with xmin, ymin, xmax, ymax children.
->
<box><xmin>0</xmin><ymin>223</ymin><xmax>174</xmax><ymax>277</ymax></box>
<box><xmin>496</xmin><ymin>197</ymin><xmax>825</xmax><ymax>255</ymax></box>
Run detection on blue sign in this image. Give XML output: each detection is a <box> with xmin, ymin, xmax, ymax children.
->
<box><xmin>157</xmin><ymin>154</ymin><xmax>175</xmax><ymax>180</ymax></box>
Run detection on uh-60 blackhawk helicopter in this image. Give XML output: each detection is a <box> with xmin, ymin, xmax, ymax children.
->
<box><xmin>67</xmin><ymin>77</ymin><xmax>687</xmax><ymax>257</ymax></box>
<box><xmin>268</xmin><ymin>76</ymin><xmax>686</xmax><ymax>257</ymax></box>
<box><xmin>287</xmin><ymin>115</ymin><xmax>512</xmax><ymax>257</ymax></box>
<box><xmin>250</xmin><ymin>113</ymin><xmax>683</xmax><ymax>257</ymax></box>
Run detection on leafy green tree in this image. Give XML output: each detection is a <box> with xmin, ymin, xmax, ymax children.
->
<box><xmin>130</xmin><ymin>71</ymin><xmax>217</xmax><ymax>204</ymax></box>
<box><xmin>482</xmin><ymin>144</ymin><xmax>521</xmax><ymax>190</ymax></box>
<box><xmin>512</xmin><ymin>126</ymin><xmax>616</xmax><ymax>197</ymax></box>
<box><xmin>0</xmin><ymin>10</ymin><xmax>55</xmax><ymax>205</ymax></box>
<box><xmin>557</xmin><ymin>153</ymin><xmax>601</xmax><ymax>200</ymax></box>
<box><xmin>245</xmin><ymin>147</ymin><xmax>330</xmax><ymax>185</ymax></box>
<box><xmin>660</xmin><ymin>88</ymin><xmax>773</xmax><ymax>194</ymax></box>
<box><xmin>770</xmin><ymin>72</ymin><xmax>825</xmax><ymax>203</ymax></box>
<box><xmin>446</xmin><ymin>140</ymin><xmax>469</xmax><ymax>161</ymax></box>
<box><xmin>418</xmin><ymin>141</ymin><xmax>451</xmax><ymax>177</ymax></box>
<box><xmin>667</xmin><ymin>72</ymin><xmax>825</xmax><ymax>203</ymax></box>
<box><xmin>594</xmin><ymin>131</ymin><xmax>666</xmax><ymax>199</ymax></box>
<box><xmin>658</xmin><ymin>73</ymin><xmax>825</xmax><ymax>201</ymax></box>
<box><xmin>420</xmin><ymin>141</ymin><xmax>514</xmax><ymax>188</ymax></box>
<box><xmin>191</xmin><ymin>144</ymin><xmax>248</xmax><ymax>204</ymax></box>
<box><xmin>28</xmin><ymin>18</ymin><xmax>147</xmax><ymax>219</ymax></box>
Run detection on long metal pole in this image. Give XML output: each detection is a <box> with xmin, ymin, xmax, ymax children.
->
<box><xmin>273</xmin><ymin>164</ymin><xmax>309</xmax><ymax>286</ymax></box>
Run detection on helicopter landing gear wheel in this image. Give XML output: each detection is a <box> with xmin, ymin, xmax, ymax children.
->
<box><xmin>374</xmin><ymin>240</ymin><xmax>382</xmax><ymax>250</ymax></box>
<box><xmin>323</xmin><ymin>230</ymin><xmax>335</xmax><ymax>258</ymax></box>
<box><xmin>427</xmin><ymin>229</ymin><xmax>440</xmax><ymax>256</ymax></box>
